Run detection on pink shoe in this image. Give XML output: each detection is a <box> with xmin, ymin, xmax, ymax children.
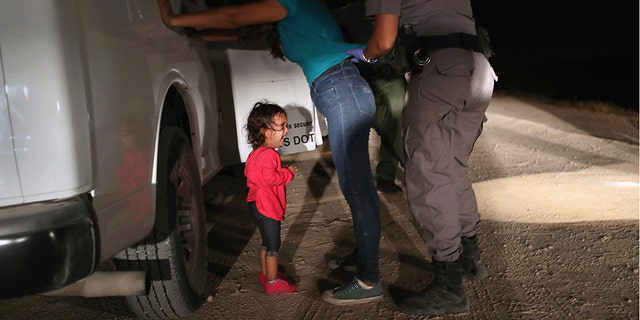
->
<box><xmin>258</xmin><ymin>272</ymin><xmax>290</xmax><ymax>286</ymax></box>
<box><xmin>264</xmin><ymin>278</ymin><xmax>297</xmax><ymax>295</ymax></box>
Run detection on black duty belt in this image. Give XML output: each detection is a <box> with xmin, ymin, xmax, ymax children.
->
<box><xmin>417</xmin><ymin>33</ymin><xmax>482</xmax><ymax>53</ymax></box>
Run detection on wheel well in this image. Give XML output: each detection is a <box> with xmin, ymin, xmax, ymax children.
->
<box><xmin>160</xmin><ymin>85</ymin><xmax>192</xmax><ymax>143</ymax></box>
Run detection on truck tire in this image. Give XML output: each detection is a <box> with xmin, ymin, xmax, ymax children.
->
<box><xmin>115</xmin><ymin>126</ymin><xmax>208</xmax><ymax>319</ymax></box>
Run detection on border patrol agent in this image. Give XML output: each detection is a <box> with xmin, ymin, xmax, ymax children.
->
<box><xmin>345</xmin><ymin>0</ymin><xmax>498</xmax><ymax>316</ymax></box>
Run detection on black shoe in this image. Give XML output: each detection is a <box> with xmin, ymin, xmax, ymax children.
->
<box><xmin>376</xmin><ymin>180</ymin><xmax>402</xmax><ymax>193</ymax></box>
<box><xmin>399</xmin><ymin>258</ymin><xmax>469</xmax><ymax>316</ymax></box>
<box><xmin>461</xmin><ymin>235</ymin><xmax>489</xmax><ymax>281</ymax></box>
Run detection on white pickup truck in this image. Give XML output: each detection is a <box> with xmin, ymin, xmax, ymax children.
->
<box><xmin>0</xmin><ymin>1</ymin><xmax>321</xmax><ymax>319</ymax></box>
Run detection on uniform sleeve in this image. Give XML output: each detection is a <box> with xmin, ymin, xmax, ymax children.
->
<box><xmin>365</xmin><ymin>0</ymin><xmax>401</xmax><ymax>17</ymax></box>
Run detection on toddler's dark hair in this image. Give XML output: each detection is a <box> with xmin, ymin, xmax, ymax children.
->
<box><xmin>246</xmin><ymin>101</ymin><xmax>286</xmax><ymax>149</ymax></box>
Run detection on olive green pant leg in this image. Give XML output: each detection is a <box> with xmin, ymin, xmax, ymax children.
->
<box><xmin>371</xmin><ymin>74</ymin><xmax>406</xmax><ymax>182</ymax></box>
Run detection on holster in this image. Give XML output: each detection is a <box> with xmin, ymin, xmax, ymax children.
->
<box><xmin>476</xmin><ymin>25</ymin><xmax>495</xmax><ymax>58</ymax></box>
<box><xmin>394</xmin><ymin>25</ymin><xmax>421</xmax><ymax>75</ymax></box>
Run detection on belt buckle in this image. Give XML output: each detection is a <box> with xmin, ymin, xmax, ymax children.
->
<box><xmin>413</xmin><ymin>49</ymin><xmax>431</xmax><ymax>66</ymax></box>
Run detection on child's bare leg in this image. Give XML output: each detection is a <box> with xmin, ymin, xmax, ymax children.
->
<box><xmin>265</xmin><ymin>255</ymin><xmax>278</xmax><ymax>281</ymax></box>
<box><xmin>260</xmin><ymin>248</ymin><xmax>267</xmax><ymax>276</ymax></box>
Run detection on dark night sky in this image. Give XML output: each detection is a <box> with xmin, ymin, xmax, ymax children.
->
<box><xmin>471</xmin><ymin>1</ymin><xmax>638</xmax><ymax>110</ymax></box>
<box><xmin>205</xmin><ymin>0</ymin><xmax>639</xmax><ymax>110</ymax></box>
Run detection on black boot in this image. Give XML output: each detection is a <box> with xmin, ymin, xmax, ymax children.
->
<box><xmin>461</xmin><ymin>235</ymin><xmax>489</xmax><ymax>281</ymax></box>
<box><xmin>399</xmin><ymin>258</ymin><xmax>469</xmax><ymax>316</ymax></box>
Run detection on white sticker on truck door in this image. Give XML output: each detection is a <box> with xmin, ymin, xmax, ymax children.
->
<box><xmin>227</xmin><ymin>49</ymin><xmax>324</xmax><ymax>162</ymax></box>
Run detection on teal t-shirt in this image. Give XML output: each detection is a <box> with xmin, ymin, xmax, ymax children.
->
<box><xmin>276</xmin><ymin>0</ymin><xmax>362</xmax><ymax>85</ymax></box>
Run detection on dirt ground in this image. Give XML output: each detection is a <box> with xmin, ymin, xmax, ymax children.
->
<box><xmin>1</xmin><ymin>91</ymin><xmax>638</xmax><ymax>319</ymax></box>
<box><xmin>195</xmin><ymin>91</ymin><xmax>639</xmax><ymax>320</ymax></box>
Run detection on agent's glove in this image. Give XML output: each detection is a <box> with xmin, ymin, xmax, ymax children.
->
<box><xmin>345</xmin><ymin>47</ymin><xmax>377</xmax><ymax>64</ymax></box>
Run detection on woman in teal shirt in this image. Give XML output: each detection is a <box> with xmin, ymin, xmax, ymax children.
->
<box><xmin>157</xmin><ymin>0</ymin><xmax>382</xmax><ymax>305</ymax></box>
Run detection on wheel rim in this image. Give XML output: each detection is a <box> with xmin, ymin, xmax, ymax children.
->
<box><xmin>172</xmin><ymin>151</ymin><xmax>202</xmax><ymax>290</ymax></box>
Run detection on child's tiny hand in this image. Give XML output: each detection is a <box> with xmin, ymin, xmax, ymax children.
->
<box><xmin>287</xmin><ymin>165</ymin><xmax>298</xmax><ymax>176</ymax></box>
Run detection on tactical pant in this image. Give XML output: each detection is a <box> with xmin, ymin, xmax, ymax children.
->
<box><xmin>403</xmin><ymin>49</ymin><xmax>497</xmax><ymax>261</ymax></box>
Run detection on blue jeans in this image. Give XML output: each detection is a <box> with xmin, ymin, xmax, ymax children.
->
<box><xmin>310</xmin><ymin>60</ymin><xmax>381</xmax><ymax>283</ymax></box>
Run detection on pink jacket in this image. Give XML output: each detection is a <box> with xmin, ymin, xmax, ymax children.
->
<box><xmin>244</xmin><ymin>147</ymin><xmax>294</xmax><ymax>220</ymax></box>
